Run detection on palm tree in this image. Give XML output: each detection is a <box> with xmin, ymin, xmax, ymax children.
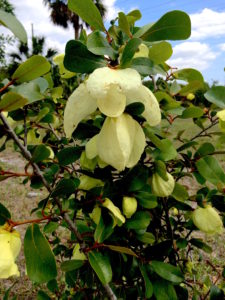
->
<box><xmin>43</xmin><ymin>0</ymin><xmax>107</xmax><ymax>39</ymax></box>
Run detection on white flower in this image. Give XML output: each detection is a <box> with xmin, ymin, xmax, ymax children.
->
<box><xmin>64</xmin><ymin>67</ymin><xmax>161</xmax><ymax>138</ymax></box>
<box><xmin>85</xmin><ymin>113</ymin><xmax>146</xmax><ymax>171</ymax></box>
<box><xmin>217</xmin><ymin>109</ymin><xmax>225</xmax><ymax>131</ymax></box>
<box><xmin>151</xmin><ymin>172</ymin><xmax>175</xmax><ymax>197</ymax></box>
<box><xmin>0</xmin><ymin>228</ymin><xmax>21</xmax><ymax>279</ymax></box>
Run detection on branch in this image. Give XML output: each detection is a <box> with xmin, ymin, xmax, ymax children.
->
<box><xmin>0</xmin><ymin>112</ymin><xmax>117</xmax><ymax>300</ymax></box>
<box><xmin>0</xmin><ymin>79</ymin><xmax>16</xmax><ymax>93</ymax></box>
<box><xmin>190</xmin><ymin>119</ymin><xmax>219</xmax><ymax>141</ymax></box>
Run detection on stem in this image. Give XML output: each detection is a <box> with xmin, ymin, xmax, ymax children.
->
<box><xmin>190</xmin><ymin>119</ymin><xmax>219</xmax><ymax>141</ymax></box>
<box><xmin>0</xmin><ymin>170</ymin><xmax>33</xmax><ymax>177</ymax></box>
<box><xmin>0</xmin><ymin>112</ymin><xmax>117</xmax><ymax>300</ymax></box>
<box><xmin>23</xmin><ymin>107</ymin><xmax>28</xmax><ymax>147</ymax></box>
<box><xmin>0</xmin><ymin>79</ymin><xmax>16</xmax><ymax>93</ymax></box>
<box><xmin>9</xmin><ymin>215</ymin><xmax>51</xmax><ymax>227</ymax></box>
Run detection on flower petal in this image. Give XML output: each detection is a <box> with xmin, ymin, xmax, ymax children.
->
<box><xmin>86</xmin><ymin>67</ymin><xmax>142</xmax><ymax>100</ymax></box>
<box><xmin>97</xmin><ymin>84</ymin><xmax>126</xmax><ymax>117</ymax></box>
<box><xmin>126</xmin><ymin>85</ymin><xmax>161</xmax><ymax>126</ymax></box>
<box><xmin>64</xmin><ymin>83</ymin><xmax>97</xmax><ymax>138</ymax></box>
<box><xmin>126</xmin><ymin>120</ymin><xmax>146</xmax><ymax>168</ymax></box>
<box><xmin>86</xmin><ymin>134</ymin><xmax>98</xmax><ymax>159</ymax></box>
<box><xmin>97</xmin><ymin>114</ymin><xmax>135</xmax><ymax>171</ymax></box>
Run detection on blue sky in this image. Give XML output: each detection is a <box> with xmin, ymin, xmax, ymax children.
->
<box><xmin>3</xmin><ymin>0</ymin><xmax>225</xmax><ymax>84</ymax></box>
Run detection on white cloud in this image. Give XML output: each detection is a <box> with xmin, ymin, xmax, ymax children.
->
<box><xmin>168</xmin><ymin>42</ymin><xmax>218</xmax><ymax>71</ymax></box>
<box><xmin>102</xmin><ymin>0</ymin><xmax>120</xmax><ymax>21</ymax></box>
<box><xmin>219</xmin><ymin>43</ymin><xmax>225</xmax><ymax>51</ymax></box>
<box><xmin>190</xmin><ymin>8</ymin><xmax>225</xmax><ymax>40</ymax></box>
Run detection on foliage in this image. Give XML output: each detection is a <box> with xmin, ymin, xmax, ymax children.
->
<box><xmin>0</xmin><ymin>1</ymin><xmax>225</xmax><ymax>299</ymax></box>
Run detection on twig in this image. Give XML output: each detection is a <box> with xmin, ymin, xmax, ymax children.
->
<box><xmin>0</xmin><ymin>112</ymin><xmax>117</xmax><ymax>300</ymax></box>
<box><xmin>190</xmin><ymin>119</ymin><xmax>219</xmax><ymax>141</ymax></box>
<box><xmin>0</xmin><ymin>79</ymin><xmax>16</xmax><ymax>93</ymax></box>
<box><xmin>23</xmin><ymin>107</ymin><xmax>28</xmax><ymax>147</ymax></box>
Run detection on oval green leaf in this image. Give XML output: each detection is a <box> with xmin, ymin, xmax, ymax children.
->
<box><xmin>148</xmin><ymin>41</ymin><xmax>173</xmax><ymax>64</ymax></box>
<box><xmin>151</xmin><ymin>260</ymin><xmax>184</xmax><ymax>283</ymax></box>
<box><xmin>0</xmin><ymin>92</ymin><xmax>28</xmax><ymax>112</ymax></box>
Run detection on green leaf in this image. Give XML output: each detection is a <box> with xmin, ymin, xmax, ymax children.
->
<box><xmin>125</xmin><ymin>211</ymin><xmax>151</xmax><ymax>230</ymax></box>
<box><xmin>178</xmin><ymin>81</ymin><xmax>204</xmax><ymax>96</ymax></box>
<box><xmin>148</xmin><ymin>41</ymin><xmax>173</xmax><ymax>64</ymax></box>
<box><xmin>51</xmin><ymin>178</ymin><xmax>79</xmax><ymax>197</ymax></box>
<box><xmin>120</xmin><ymin>38</ymin><xmax>142</xmax><ymax>68</ymax></box>
<box><xmin>37</xmin><ymin>290</ymin><xmax>51</xmax><ymax>300</ymax></box>
<box><xmin>57</xmin><ymin>147</ymin><xmax>82</xmax><ymax>166</ymax></box>
<box><xmin>94</xmin><ymin>214</ymin><xmax>114</xmax><ymax>243</ymax></box>
<box><xmin>173</xmin><ymin>68</ymin><xmax>204</xmax><ymax>83</ymax></box>
<box><xmin>105</xmin><ymin>245</ymin><xmax>137</xmax><ymax>257</ymax></box>
<box><xmin>0</xmin><ymin>10</ymin><xmax>27</xmax><ymax>43</ymax></box>
<box><xmin>24</xmin><ymin>224</ymin><xmax>57</xmax><ymax>283</ymax></box>
<box><xmin>124</xmin><ymin>165</ymin><xmax>149</xmax><ymax>192</ymax></box>
<box><xmin>135</xmin><ymin>10</ymin><xmax>191</xmax><ymax>42</ymax></box>
<box><xmin>44</xmin><ymin>222</ymin><xmax>59</xmax><ymax>234</ymax></box>
<box><xmin>204</xmin><ymin>86</ymin><xmax>225</xmax><ymax>108</ymax></box>
<box><xmin>64</xmin><ymin>40</ymin><xmax>106</xmax><ymax>74</ymax></box>
<box><xmin>196</xmin><ymin>156</ymin><xmax>225</xmax><ymax>186</ymax></box>
<box><xmin>195</xmin><ymin>143</ymin><xmax>215</xmax><ymax>158</ymax></box>
<box><xmin>189</xmin><ymin>238</ymin><xmax>212</xmax><ymax>253</ymax></box>
<box><xmin>209</xmin><ymin>286</ymin><xmax>224</xmax><ymax>300</ymax></box>
<box><xmin>151</xmin><ymin>261</ymin><xmax>184</xmax><ymax>283</ymax></box>
<box><xmin>12</xmin><ymin>55</ymin><xmax>51</xmax><ymax>83</ymax></box>
<box><xmin>135</xmin><ymin>191</ymin><xmax>158</xmax><ymax>209</ymax></box>
<box><xmin>87</xmin><ymin>31</ymin><xmax>116</xmax><ymax>59</ymax></box>
<box><xmin>126</xmin><ymin>9</ymin><xmax>142</xmax><ymax>24</ymax></box>
<box><xmin>172</xmin><ymin>183</ymin><xmax>189</xmax><ymax>202</ymax></box>
<box><xmin>153</xmin><ymin>279</ymin><xmax>178</xmax><ymax>300</ymax></box>
<box><xmin>0</xmin><ymin>202</ymin><xmax>11</xmax><ymax>225</ymax></box>
<box><xmin>153</xmin><ymin>139</ymin><xmax>178</xmax><ymax>161</ymax></box>
<box><xmin>32</xmin><ymin>145</ymin><xmax>51</xmax><ymax>163</ymax></box>
<box><xmin>68</xmin><ymin>0</ymin><xmax>105</xmax><ymax>31</ymax></box>
<box><xmin>61</xmin><ymin>260</ymin><xmax>84</xmax><ymax>272</ymax></box>
<box><xmin>0</xmin><ymin>92</ymin><xmax>28</xmax><ymax>112</ymax></box>
<box><xmin>88</xmin><ymin>250</ymin><xmax>112</xmax><ymax>284</ymax></box>
<box><xmin>131</xmin><ymin>57</ymin><xmax>154</xmax><ymax>76</ymax></box>
<box><xmin>12</xmin><ymin>82</ymin><xmax>44</xmax><ymax>104</ymax></box>
<box><xmin>181</xmin><ymin>107</ymin><xmax>204</xmax><ymax>119</ymax></box>
<box><xmin>136</xmin><ymin>232</ymin><xmax>155</xmax><ymax>244</ymax></box>
<box><xmin>118</xmin><ymin>12</ymin><xmax>131</xmax><ymax>36</ymax></box>
<box><xmin>140</xmin><ymin>265</ymin><xmax>153</xmax><ymax>298</ymax></box>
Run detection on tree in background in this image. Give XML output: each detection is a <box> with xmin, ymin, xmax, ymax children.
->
<box><xmin>43</xmin><ymin>0</ymin><xmax>106</xmax><ymax>39</ymax></box>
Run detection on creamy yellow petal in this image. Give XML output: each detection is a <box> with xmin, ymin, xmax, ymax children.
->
<box><xmin>126</xmin><ymin>120</ymin><xmax>146</xmax><ymax>168</ymax></box>
<box><xmin>53</xmin><ymin>54</ymin><xmax>75</xmax><ymax>79</ymax></box>
<box><xmin>97</xmin><ymin>84</ymin><xmax>126</xmax><ymax>117</ymax></box>
<box><xmin>78</xmin><ymin>175</ymin><xmax>104</xmax><ymax>190</ymax></box>
<box><xmin>126</xmin><ymin>85</ymin><xmax>161</xmax><ymax>126</ymax></box>
<box><xmin>10</xmin><ymin>230</ymin><xmax>21</xmax><ymax>259</ymax></box>
<box><xmin>86</xmin><ymin>67</ymin><xmax>142</xmax><ymax>100</ymax></box>
<box><xmin>97</xmin><ymin>114</ymin><xmax>135</xmax><ymax>171</ymax></box>
<box><xmin>86</xmin><ymin>134</ymin><xmax>98</xmax><ymax>159</ymax></box>
<box><xmin>133</xmin><ymin>43</ymin><xmax>149</xmax><ymax>58</ymax></box>
<box><xmin>217</xmin><ymin>109</ymin><xmax>225</xmax><ymax>121</ymax></box>
<box><xmin>64</xmin><ymin>83</ymin><xmax>97</xmax><ymax>138</ymax></box>
<box><xmin>72</xmin><ymin>244</ymin><xmax>87</xmax><ymax>260</ymax></box>
<box><xmin>151</xmin><ymin>172</ymin><xmax>175</xmax><ymax>197</ymax></box>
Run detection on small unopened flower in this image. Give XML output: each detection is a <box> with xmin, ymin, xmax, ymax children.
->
<box><xmin>0</xmin><ymin>228</ymin><xmax>21</xmax><ymax>279</ymax></box>
<box><xmin>151</xmin><ymin>172</ymin><xmax>175</xmax><ymax>197</ymax></box>
<box><xmin>192</xmin><ymin>205</ymin><xmax>223</xmax><ymax>234</ymax></box>
<box><xmin>64</xmin><ymin>67</ymin><xmax>161</xmax><ymax>138</ymax></box>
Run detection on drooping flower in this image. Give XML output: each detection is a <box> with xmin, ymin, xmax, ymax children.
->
<box><xmin>64</xmin><ymin>67</ymin><xmax>161</xmax><ymax>138</ymax></box>
<box><xmin>85</xmin><ymin>113</ymin><xmax>146</xmax><ymax>171</ymax></box>
<box><xmin>192</xmin><ymin>205</ymin><xmax>223</xmax><ymax>234</ymax></box>
<box><xmin>151</xmin><ymin>172</ymin><xmax>175</xmax><ymax>197</ymax></box>
<box><xmin>0</xmin><ymin>228</ymin><xmax>21</xmax><ymax>279</ymax></box>
<box><xmin>122</xmin><ymin>196</ymin><xmax>138</xmax><ymax>218</ymax></box>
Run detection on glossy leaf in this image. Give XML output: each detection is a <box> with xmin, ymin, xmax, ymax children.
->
<box><xmin>94</xmin><ymin>215</ymin><xmax>114</xmax><ymax>243</ymax></box>
<box><xmin>178</xmin><ymin>81</ymin><xmax>204</xmax><ymax>96</ymax></box>
<box><xmin>64</xmin><ymin>40</ymin><xmax>106</xmax><ymax>73</ymax></box>
<box><xmin>12</xmin><ymin>82</ymin><xmax>44</xmax><ymax>104</ymax></box>
<box><xmin>88</xmin><ymin>250</ymin><xmax>112</xmax><ymax>284</ymax></box>
<box><xmin>204</xmin><ymin>86</ymin><xmax>225</xmax><ymax>108</ymax></box>
<box><xmin>118</xmin><ymin>12</ymin><xmax>131</xmax><ymax>36</ymax></box>
<box><xmin>189</xmin><ymin>238</ymin><xmax>212</xmax><ymax>253</ymax></box>
<box><xmin>57</xmin><ymin>147</ymin><xmax>82</xmax><ymax>166</ymax></box>
<box><xmin>148</xmin><ymin>41</ymin><xmax>173</xmax><ymax>64</ymax></box>
<box><xmin>32</xmin><ymin>145</ymin><xmax>51</xmax><ymax>163</ymax></box>
<box><xmin>173</xmin><ymin>68</ymin><xmax>204</xmax><ymax>82</ymax></box>
<box><xmin>51</xmin><ymin>178</ymin><xmax>79</xmax><ymax>197</ymax></box>
<box><xmin>0</xmin><ymin>202</ymin><xmax>11</xmax><ymax>225</ymax></box>
<box><xmin>172</xmin><ymin>183</ymin><xmax>189</xmax><ymax>202</ymax></box>
<box><xmin>125</xmin><ymin>211</ymin><xmax>151</xmax><ymax>230</ymax></box>
<box><xmin>0</xmin><ymin>92</ymin><xmax>28</xmax><ymax>112</ymax></box>
<box><xmin>12</xmin><ymin>55</ymin><xmax>51</xmax><ymax>83</ymax></box>
<box><xmin>136</xmin><ymin>232</ymin><xmax>155</xmax><ymax>244</ymax></box>
<box><xmin>24</xmin><ymin>224</ymin><xmax>57</xmax><ymax>283</ymax></box>
<box><xmin>87</xmin><ymin>31</ymin><xmax>116</xmax><ymax>58</ymax></box>
<box><xmin>120</xmin><ymin>38</ymin><xmax>142</xmax><ymax>68</ymax></box>
<box><xmin>135</xmin><ymin>10</ymin><xmax>191</xmax><ymax>42</ymax></box>
<box><xmin>196</xmin><ymin>156</ymin><xmax>225</xmax><ymax>186</ymax></box>
<box><xmin>140</xmin><ymin>265</ymin><xmax>153</xmax><ymax>298</ymax></box>
<box><xmin>151</xmin><ymin>261</ymin><xmax>184</xmax><ymax>283</ymax></box>
<box><xmin>61</xmin><ymin>260</ymin><xmax>84</xmax><ymax>272</ymax></box>
<box><xmin>68</xmin><ymin>0</ymin><xmax>105</xmax><ymax>31</ymax></box>
<box><xmin>181</xmin><ymin>107</ymin><xmax>204</xmax><ymax>119</ymax></box>
<box><xmin>105</xmin><ymin>245</ymin><xmax>137</xmax><ymax>257</ymax></box>
<box><xmin>0</xmin><ymin>10</ymin><xmax>27</xmax><ymax>43</ymax></box>
<box><xmin>153</xmin><ymin>279</ymin><xmax>178</xmax><ymax>300</ymax></box>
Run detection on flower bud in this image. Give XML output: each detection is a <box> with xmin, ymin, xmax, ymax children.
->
<box><xmin>186</xmin><ymin>93</ymin><xmax>195</xmax><ymax>100</ymax></box>
<box><xmin>89</xmin><ymin>206</ymin><xmax>101</xmax><ymax>224</ymax></box>
<box><xmin>80</xmin><ymin>151</ymin><xmax>97</xmax><ymax>171</ymax></box>
<box><xmin>122</xmin><ymin>196</ymin><xmax>137</xmax><ymax>218</ymax></box>
<box><xmin>133</xmin><ymin>44</ymin><xmax>149</xmax><ymax>58</ymax></box>
<box><xmin>0</xmin><ymin>228</ymin><xmax>21</xmax><ymax>278</ymax></box>
<box><xmin>192</xmin><ymin>205</ymin><xmax>223</xmax><ymax>234</ymax></box>
<box><xmin>151</xmin><ymin>172</ymin><xmax>175</xmax><ymax>197</ymax></box>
